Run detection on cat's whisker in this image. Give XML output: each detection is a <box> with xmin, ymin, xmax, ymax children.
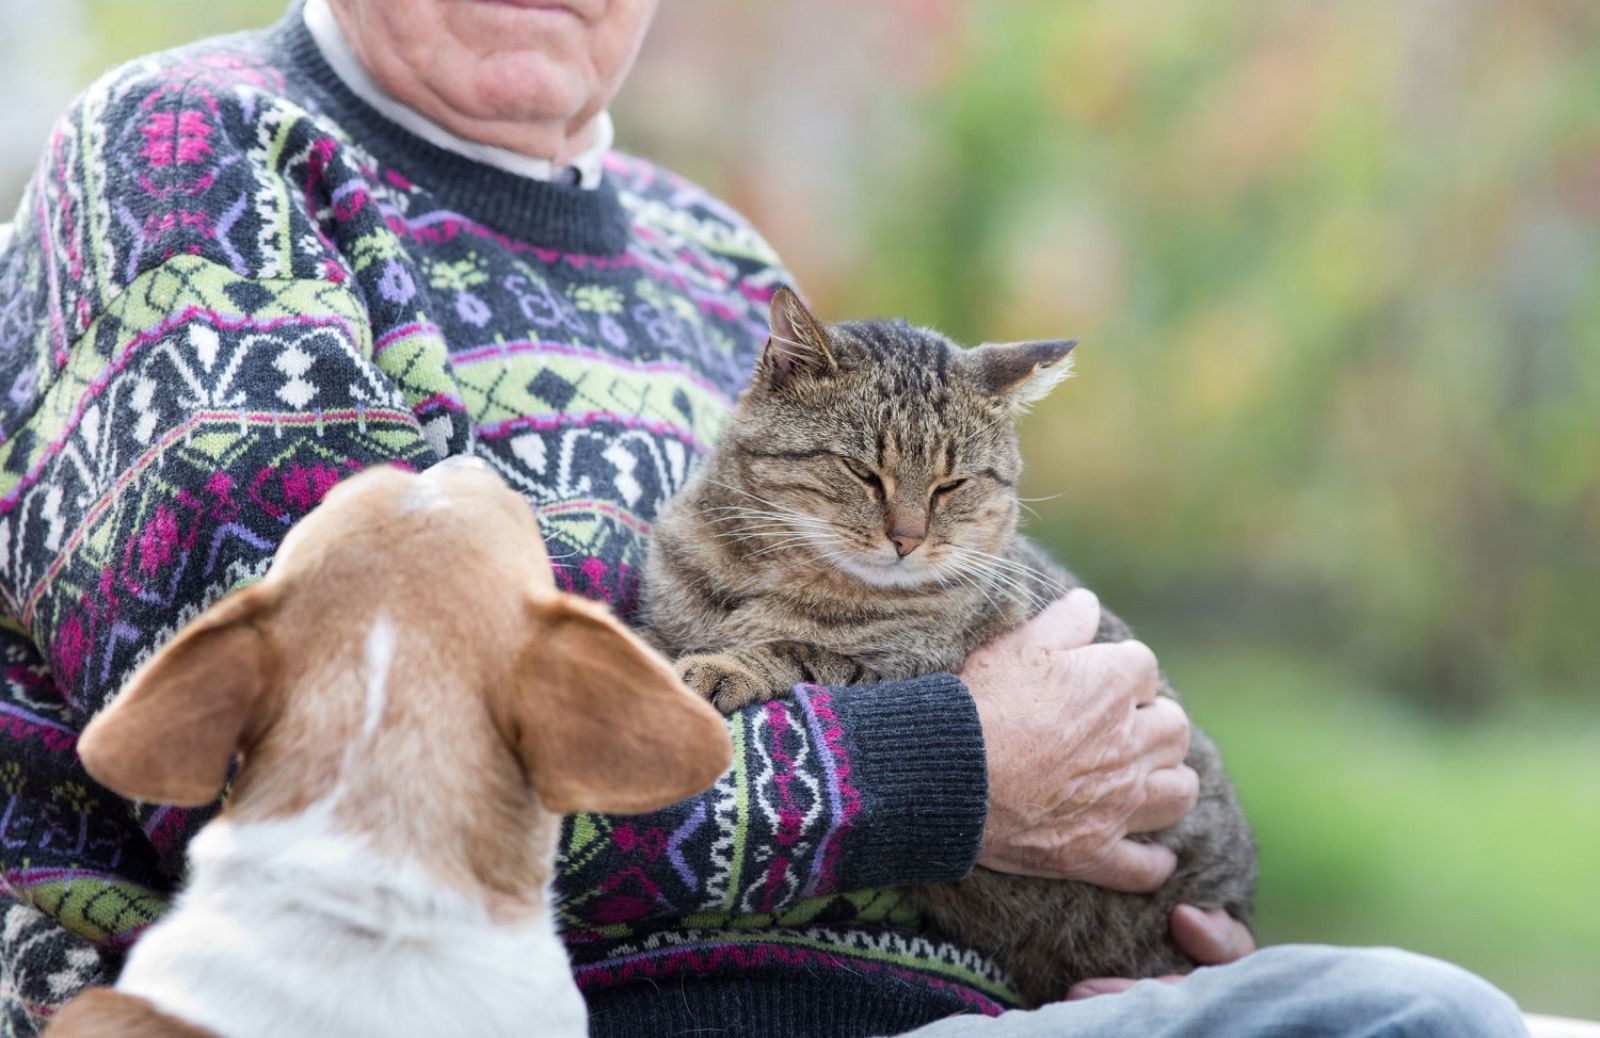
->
<box><xmin>712</xmin><ymin>535</ymin><xmax>801</xmax><ymax>549</ymax></box>
<box><xmin>701</xmin><ymin>480</ymin><xmax>830</xmax><ymax>519</ymax></box>
<box><xmin>940</xmin><ymin>556</ymin><xmax>1006</xmax><ymax>613</ymax></box>
<box><xmin>952</xmin><ymin>550</ymin><xmax>1051</xmax><ymax>610</ymax></box>
<box><xmin>701</xmin><ymin>478</ymin><xmax>776</xmax><ymax>504</ymax></box>
<box><xmin>947</xmin><ymin>546</ymin><xmax>1024</xmax><ymax>578</ymax></box>
<box><xmin>997</xmin><ymin>573</ymin><xmax>1055</xmax><ymax>610</ymax></box>
<box><xmin>956</xmin><ymin>567</ymin><xmax>1007</xmax><ymax>614</ymax></box>
<box><xmin>701</xmin><ymin>506</ymin><xmax>843</xmax><ymax>555</ymax></box>
<box><xmin>714</xmin><ymin>523</ymin><xmax>836</xmax><ymax>551</ymax></box>
<box><xmin>699</xmin><ymin>503</ymin><xmax>824</xmax><ymax>518</ymax></box>
<box><xmin>951</xmin><ymin>544</ymin><xmax>1039</xmax><ymax>571</ymax></box>
<box><xmin>718</xmin><ymin>519</ymin><xmax>839</xmax><ymax>536</ymax></box>
<box><xmin>936</xmin><ymin>562</ymin><xmax>975</xmax><ymax>596</ymax></box>
<box><xmin>747</xmin><ymin>544</ymin><xmax>816</xmax><ymax>558</ymax></box>
<box><xmin>705</xmin><ymin>513</ymin><xmax>824</xmax><ymax>544</ymax></box>
<box><xmin>782</xmin><ymin>543</ymin><xmax>855</xmax><ymax>574</ymax></box>
<box><xmin>711</xmin><ymin>531</ymin><xmax>796</xmax><ymax>547</ymax></box>
<box><xmin>698</xmin><ymin>501</ymin><xmax>843</xmax><ymax>536</ymax></box>
<box><xmin>702</xmin><ymin>509</ymin><xmax>836</xmax><ymax>530</ymax></box>
<box><xmin>748</xmin><ymin>534</ymin><xmax>838</xmax><ymax>558</ymax></box>
<box><xmin>811</xmin><ymin>549</ymin><xmax>870</xmax><ymax>573</ymax></box>
<box><xmin>972</xmin><ymin>556</ymin><xmax>1052</xmax><ymax>602</ymax></box>
<box><xmin>709</xmin><ymin>521</ymin><xmax>825</xmax><ymax>539</ymax></box>
<box><xmin>973</xmin><ymin>572</ymin><xmax>1039</xmax><ymax>610</ymax></box>
<box><xmin>954</xmin><ymin>545</ymin><xmax>1067</xmax><ymax>592</ymax></box>
<box><xmin>708</xmin><ymin>522</ymin><xmax>792</xmax><ymax>534</ymax></box>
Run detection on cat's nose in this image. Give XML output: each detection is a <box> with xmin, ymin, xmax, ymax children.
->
<box><xmin>889</xmin><ymin>531</ymin><xmax>924</xmax><ymax>558</ymax></box>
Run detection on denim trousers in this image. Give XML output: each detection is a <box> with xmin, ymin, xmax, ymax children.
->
<box><xmin>899</xmin><ymin>946</ymin><xmax>1528</xmax><ymax>1037</ymax></box>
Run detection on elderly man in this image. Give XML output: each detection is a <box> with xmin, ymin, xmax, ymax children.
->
<box><xmin>0</xmin><ymin>1</ymin><xmax>1524</xmax><ymax>1035</ymax></box>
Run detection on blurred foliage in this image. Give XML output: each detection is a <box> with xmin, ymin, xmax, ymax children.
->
<box><xmin>630</xmin><ymin>1</ymin><xmax>1600</xmax><ymax>716</ymax></box>
<box><xmin>1184</xmin><ymin>644</ymin><xmax>1600</xmax><ymax>1018</ymax></box>
<box><xmin>6</xmin><ymin>0</ymin><xmax>1598</xmax><ymax>1018</ymax></box>
<box><xmin>73</xmin><ymin>0</ymin><xmax>287</xmax><ymax>70</ymax></box>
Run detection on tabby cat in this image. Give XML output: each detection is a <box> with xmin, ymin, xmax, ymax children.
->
<box><xmin>640</xmin><ymin>287</ymin><xmax>1256</xmax><ymax>1005</ymax></box>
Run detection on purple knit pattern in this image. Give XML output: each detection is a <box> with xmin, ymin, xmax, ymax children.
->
<box><xmin>0</xmin><ymin>10</ymin><xmax>1011</xmax><ymax>1034</ymax></box>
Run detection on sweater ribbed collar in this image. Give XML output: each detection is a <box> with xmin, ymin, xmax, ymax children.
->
<box><xmin>270</xmin><ymin>3</ymin><xmax>632</xmax><ymax>255</ymax></box>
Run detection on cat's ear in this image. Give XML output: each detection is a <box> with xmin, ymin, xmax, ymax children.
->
<box><xmin>759</xmin><ymin>287</ymin><xmax>837</xmax><ymax>390</ymax></box>
<box><xmin>966</xmin><ymin>340</ymin><xmax>1077</xmax><ymax>410</ymax></box>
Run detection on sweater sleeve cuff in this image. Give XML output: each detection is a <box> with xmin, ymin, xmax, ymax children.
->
<box><xmin>819</xmin><ymin>672</ymin><xmax>988</xmax><ymax>891</ymax></box>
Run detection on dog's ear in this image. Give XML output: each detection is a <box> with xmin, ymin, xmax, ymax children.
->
<box><xmin>78</xmin><ymin>585</ymin><xmax>276</xmax><ymax>807</ymax></box>
<box><xmin>504</xmin><ymin>595</ymin><xmax>732</xmax><ymax>814</ymax></box>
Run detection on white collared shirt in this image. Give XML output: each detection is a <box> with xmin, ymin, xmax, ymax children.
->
<box><xmin>302</xmin><ymin>0</ymin><xmax>612</xmax><ymax>189</ymax></box>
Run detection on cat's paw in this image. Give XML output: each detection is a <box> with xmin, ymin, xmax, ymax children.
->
<box><xmin>676</xmin><ymin>653</ymin><xmax>782</xmax><ymax>715</ymax></box>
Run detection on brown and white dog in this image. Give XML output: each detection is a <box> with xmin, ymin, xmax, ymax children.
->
<box><xmin>46</xmin><ymin>458</ymin><xmax>732</xmax><ymax>1038</ymax></box>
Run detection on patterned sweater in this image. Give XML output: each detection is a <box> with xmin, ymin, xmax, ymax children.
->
<box><xmin>0</xmin><ymin>7</ymin><xmax>1015</xmax><ymax>1036</ymax></box>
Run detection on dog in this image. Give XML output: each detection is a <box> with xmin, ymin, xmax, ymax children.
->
<box><xmin>46</xmin><ymin>458</ymin><xmax>733</xmax><ymax>1038</ymax></box>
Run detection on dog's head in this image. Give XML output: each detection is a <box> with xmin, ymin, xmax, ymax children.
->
<box><xmin>77</xmin><ymin>459</ymin><xmax>731</xmax><ymax>909</ymax></box>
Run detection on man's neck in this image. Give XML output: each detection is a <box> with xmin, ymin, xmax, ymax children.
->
<box><xmin>303</xmin><ymin>0</ymin><xmax>612</xmax><ymax>188</ymax></box>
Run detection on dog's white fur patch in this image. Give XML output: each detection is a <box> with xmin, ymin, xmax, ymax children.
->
<box><xmin>401</xmin><ymin>479</ymin><xmax>449</xmax><ymax>511</ymax></box>
<box><xmin>116</xmin><ymin>809</ymin><xmax>585</xmax><ymax>1038</ymax></box>
<box><xmin>360</xmin><ymin>616</ymin><xmax>394</xmax><ymax>742</ymax></box>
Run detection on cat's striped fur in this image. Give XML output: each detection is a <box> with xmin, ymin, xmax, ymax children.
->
<box><xmin>641</xmin><ymin>288</ymin><xmax>1256</xmax><ymax>1005</ymax></box>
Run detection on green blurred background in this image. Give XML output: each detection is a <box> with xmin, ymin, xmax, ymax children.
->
<box><xmin>3</xmin><ymin>0</ymin><xmax>1596</xmax><ymax>1018</ymax></box>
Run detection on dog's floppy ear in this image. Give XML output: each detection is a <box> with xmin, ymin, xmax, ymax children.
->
<box><xmin>505</xmin><ymin>595</ymin><xmax>732</xmax><ymax>814</ymax></box>
<box><xmin>77</xmin><ymin>585</ymin><xmax>276</xmax><ymax>807</ymax></box>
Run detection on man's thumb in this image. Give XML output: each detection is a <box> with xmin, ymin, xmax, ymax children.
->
<box><xmin>1033</xmin><ymin>587</ymin><xmax>1101</xmax><ymax>651</ymax></box>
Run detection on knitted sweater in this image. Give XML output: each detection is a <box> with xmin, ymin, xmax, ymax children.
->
<box><xmin>0</xmin><ymin>8</ymin><xmax>1017</xmax><ymax>1036</ymax></box>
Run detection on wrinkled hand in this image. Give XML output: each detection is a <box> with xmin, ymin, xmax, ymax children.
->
<box><xmin>1065</xmin><ymin>906</ymin><xmax>1257</xmax><ymax>1000</ymax></box>
<box><xmin>960</xmin><ymin>588</ymin><xmax>1198</xmax><ymax>892</ymax></box>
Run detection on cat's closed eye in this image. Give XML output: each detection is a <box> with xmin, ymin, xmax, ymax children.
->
<box><xmin>932</xmin><ymin>478</ymin><xmax>968</xmax><ymax>504</ymax></box>
<box><xmin>837</xmin><ymin>457</ymin><xmax>885</xmax><ymax>497</ymax></box>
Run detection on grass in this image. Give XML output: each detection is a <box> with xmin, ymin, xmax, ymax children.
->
<box><xmin>1167</xmin><ymin>642</ymin><xmax>1600</xmax><ymax>1018</ymax></box>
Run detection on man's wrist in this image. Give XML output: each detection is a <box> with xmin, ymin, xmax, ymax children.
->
<box><xmin>821</xmin><ymin>672</ymin><xmax>988</xmax><ymax>891</ymax></box>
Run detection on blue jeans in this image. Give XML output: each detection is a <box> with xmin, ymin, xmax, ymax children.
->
<box><xmin>899</xmin><ymin>946</ymin><xmax>1527</xmax><ymax>1037</ymax></box>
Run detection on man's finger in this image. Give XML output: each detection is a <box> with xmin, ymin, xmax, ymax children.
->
<box><xmin>1057</xmin><ymin>641</ymin><xmax>1159</xmax><ymax>710</ymax></box>
<box><xmin>1108</xmin><ymin>639</ymin><xmax>1160</xmax><ymax>705</ymax></box>
<box><xmin>1078</xmin><ymin>838</ymin><xmax>1177</xmax><ymax>893</ymax></box>
<box><xmin>1027</xmin><ymin>588</ymin><xmax>1101</xmax><ymax>651</ymax></box>
<box><xmin>1133</xmin><ymin>695</ymin><xmax>1191</xmax><ymax>764</ymax></box>
<box><xmin>1066</xmin><ymin>975</ymin><xmax>1185</xmax><ymax>1000</ymax></box>
<box><xmin>1127</xmin><ymin>765</ymin><xmax>1199</xmax><ymax>834</ymax></box>
<box><xmin>1065</xmin><ymin>977</ymin><xmax>1138</xmax><ymax>1000</ymax></box>
<box><xmin>1171</xmin><ymin>904</ymin><xmax>1255</xmax><ymax>965</ymax></box>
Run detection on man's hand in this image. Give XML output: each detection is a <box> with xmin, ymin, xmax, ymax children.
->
<box><xmin>960</xmin><ymin>588</ymin><xmax>1198</xmax><ymax>892</ymax></box>
<box><xmin>1065</xmin><ymin>905</ymin><xmax>1257</xmax><ymax>999</ymax></box>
